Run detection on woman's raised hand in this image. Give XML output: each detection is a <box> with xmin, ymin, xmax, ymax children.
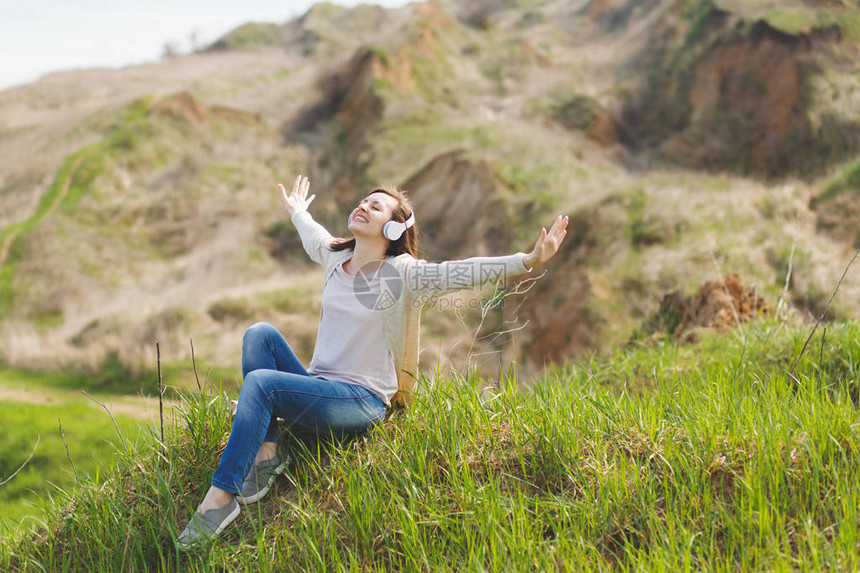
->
<box><xmin>523</xmin><ymin>215</ymin><xmax>569</xmax><ymax>269</ymax></box>
<box><xmin>278</xmin><ymin>175</ymin><xmax>316</xmax><ymax>216</ymax></box>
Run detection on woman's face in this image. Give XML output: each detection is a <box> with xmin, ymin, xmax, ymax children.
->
<box><xmin>348</xmin><ymin>192</ymin><xmax>400</xmax><ymax>238</ymax></box>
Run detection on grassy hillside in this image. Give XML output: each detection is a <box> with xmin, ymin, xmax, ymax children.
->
<box><xmin>3</xmin><ymin>319</ymin><xmax>860</xmax><ymax>570</ymax></box>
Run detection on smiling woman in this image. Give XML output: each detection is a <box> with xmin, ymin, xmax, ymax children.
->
<box><xmin>332</xmin><ymin>185</ymin><xmax>418</xmax><ymax>259</ymax></box>
<box><xmin>176</xmin><ymin>174</ymin><xmax>569</xmax><ymax>548</ymax></box>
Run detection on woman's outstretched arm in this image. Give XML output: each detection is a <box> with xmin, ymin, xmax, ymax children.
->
<box><xmin>403</xmin><ymin>214</ymin><xmax>569</xmax><ymax>302</ymax></box>
<box><xmin>278</xmin><ymin>175</ymin><xmax>334</xmax><ymax>267</ymax></box>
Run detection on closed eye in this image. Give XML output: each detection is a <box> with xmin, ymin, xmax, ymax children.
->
<box><xmin>360</xmin><ymin>197</ymin><xmax>385</xmax><ymax>213</ymax></box>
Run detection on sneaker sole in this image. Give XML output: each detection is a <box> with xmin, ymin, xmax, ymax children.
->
<box><xmin>236</xmin><ymin>460</ymin><xmax>288</xmax><ymax>505</ymax></box>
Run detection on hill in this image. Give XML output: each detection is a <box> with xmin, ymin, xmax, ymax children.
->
<box><xmin>0</xmin><ymin>0</ymin><xmax>859</xmax><ymax>387</ymax></box>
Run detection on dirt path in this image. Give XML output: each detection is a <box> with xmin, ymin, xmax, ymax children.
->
<box><xmin>0</xmin><ymin>154</ymin><xmax>85</xmax><ymax>269</ymax></box>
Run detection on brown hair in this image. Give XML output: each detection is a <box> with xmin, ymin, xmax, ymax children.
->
<box><xmin>330</xmin><ymin>185</ymin><xmax>419</xmax><ymax>257</ymax></box>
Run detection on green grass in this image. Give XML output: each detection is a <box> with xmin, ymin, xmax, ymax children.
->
<box><xmin>368</xmin><ymin>112</ymin><xmax>505</xmax><ymax>184</ymax></box>
<box><xmin>0</xmin><ymin>397</ymin><xmax>150</xmax><ymax>528</ymax></box>
<box><xmin>3</xmin><ymin>319</ymin><xmax>860</xmax><ymax>569</ymax></box>
<box><xmin>492</xmin><ymin>160</ymin><xmax>565</xmax><ymax>246</ymax></box>
<box><xmin>762</xmin><ymin>8</ymin><xmax>860</xmax><ymax>43</ymax></box>
<box><xmin>0</xmin><ymin>364</ymin><xmax>238</xmax><ymax>531</ymax></box>
<box><xmin>0</xmin><ymin>355</ymin><xmax>228</xmax><ymax>398</ymax></box>
<box><xmin>818</xmin><ymin>159</ymin><xmax>860</xmax><ymax>204</ymax></box>
<box><xmin>211</xmin><ymin>22</ymin><xmax>281</xmax><ymax>50</ymax></box>
<box><xmin>0</xmin><ymin>147</ymin><xmax>96</xmax><ymax>319</ymax></box>
<box><xmin>0</xmin><ymin>149</ymin><xmax>88</xmax><ymax>246</ymax></box>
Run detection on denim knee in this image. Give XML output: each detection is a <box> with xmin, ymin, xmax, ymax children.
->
<box><xmin>244</xmin><ymin>321</ymin><xmax>278</xmax><ymax>344</ymax></box>
<box><xmin>238</xmin><ymin>369</ymin><xmax>269</xmax><ymax>405</ymax></box>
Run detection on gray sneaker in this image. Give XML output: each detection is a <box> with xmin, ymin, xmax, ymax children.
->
<box><xmin>176</xmin><ymin>499</ymin><xmax>241</xmax><ymax>550</ymax></box>
<box><xmin>236</xmin><ymin>454</ymin><xmax>289</xmax><ymax>505</ymax></box>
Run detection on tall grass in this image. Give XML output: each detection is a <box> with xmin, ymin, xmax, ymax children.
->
<box><xmin>2</xmin><ymin>319</ymin><xmax>860</xmax><ymax>570</ymax></box>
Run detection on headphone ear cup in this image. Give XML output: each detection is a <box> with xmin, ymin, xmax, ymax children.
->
<box><xmin>383</xmin><ymin>221</ymin><xmax>403</xmax><ymax>241</ymax></box>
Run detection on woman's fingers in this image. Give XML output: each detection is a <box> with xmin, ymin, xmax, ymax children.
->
<box><xmin>526</xmin><ymin>215</ymin><xmax>569</xmax><ymax>267</ymax></box>
<box><xmin>278</xmin><ymin>183</ymin><xmax>291</xmax><ymax>205</ymax></box>
<box><xmin>291</xmin><ymin>175</ymin><xmax>310</xmax><ymax>199</ymax></box>
<box><xmin>533</xmin><ymin>228</ymin><xmax>545</xmax><ymax>249</ymax></box>
<box><xmin>549</xmin><ymin>214</ymin><xmax>568</xmax><ymax>235</ymax></box>
<box><xmin>547</xmin><ymin>216</ymin><xmax>568</xmax><ymax>244</ymax></box>
<box><xmin>278</xmin><ymin>176</ymin><xmax>314</xmax><ymax>216</ymax></box>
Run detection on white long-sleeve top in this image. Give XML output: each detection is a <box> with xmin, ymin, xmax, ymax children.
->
<box><xmin>307</xmin><ymin>260</ymin><xmax>398</xmax><ymax>405</ymax></box>
<box><xmin>291</xmin><ymin>210</ymin><xmax>532</xmax><ymax>408</ymax></box>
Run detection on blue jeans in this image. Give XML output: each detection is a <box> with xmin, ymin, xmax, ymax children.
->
<box><xmin>211</xmin><ymin>322</ymin><xmax>387</xmax><ymax>494</ymax></box>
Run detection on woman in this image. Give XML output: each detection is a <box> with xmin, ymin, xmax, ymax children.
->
<box><xmin>177</xmin><ymin>175</ymin><xmax>568</xmax><ymax>548</ymax></box>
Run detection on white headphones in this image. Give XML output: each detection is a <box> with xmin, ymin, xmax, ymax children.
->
<box><xmin>348</xmin><ymin>210</ymin><xmax>416</xmax><ymax>241</ymax></box>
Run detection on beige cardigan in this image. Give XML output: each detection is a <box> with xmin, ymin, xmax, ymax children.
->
<box><xmin>291</xmin><ymin>210</ymin><xmax>531</xmax><ymax>408</ymax></box>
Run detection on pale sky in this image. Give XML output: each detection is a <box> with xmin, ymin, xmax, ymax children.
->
<box><xmin>0</xmin><ymin>0</ymin><xmax>414</xmax><ymax>91</ymax></box>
